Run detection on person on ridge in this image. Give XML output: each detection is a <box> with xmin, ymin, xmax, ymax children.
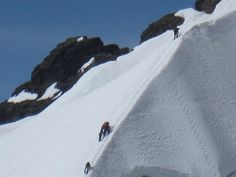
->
<box><xmin>173</xmin><ymin>27</ymin><xmax>180</xmax><ymax>39</ymax></box>
<box><xmin>84</xmin><ymin>162</ymin><xmax>92</xmax><ymax>174</ymax></box>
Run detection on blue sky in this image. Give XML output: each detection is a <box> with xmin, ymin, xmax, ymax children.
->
<box><xmin>0</xmin><ymin>0</ymin><xmax>194</xmax><ymax>101</ymax></box>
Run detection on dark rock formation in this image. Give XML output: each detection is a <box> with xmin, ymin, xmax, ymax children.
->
<box><xmin>140</xmin><ymin>13</ymin><xmax>184</xmax><ymax>43</ymax></box>
<box><xmin>13</xmin><ymin>37</ymin><xmax>122</xmax><ymax>96</ymax></box>
<box><xmin>195</xmin><ymin>0</ymin><xmax>221</xmax><ymax>14</ymax></box>
<box><xmin>12</xmin><ymin>36</ymin><xmax>129</xmax><ymax>97</ymax></box>
<box><xmin>0</xmin><ymin>36</ymin><xmax>130</xmax><ymax>124</ymax></box>
<box><xmin>0</xmin><ymin>99</ymin><xmax>53</xmax><ymax>124</ymax></box>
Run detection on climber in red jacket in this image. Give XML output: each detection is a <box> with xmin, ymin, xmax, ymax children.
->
<box><xmin>102</xmin><ymin>121</ymin><xmax>111</xmax><ymax>136</ymax></box>
<box><xmin>98</xmin><ymin>121</ymin><xmax>111</xmax><ymax>142</ymax></box>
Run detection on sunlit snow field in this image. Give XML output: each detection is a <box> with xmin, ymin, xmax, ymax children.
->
<box><xmin>0</xmin><ymin>1</ymin><xmax>236</xmax><ymax>177</ymax></box>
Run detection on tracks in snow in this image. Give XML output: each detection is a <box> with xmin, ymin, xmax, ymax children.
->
<box><xmin>87</xmin><ymin>38</ymin><xmax>181</xmax><ymax>177</ymax></box>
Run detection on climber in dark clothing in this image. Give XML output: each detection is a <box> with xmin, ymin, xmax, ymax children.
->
<box><xmin>173</xmin><ymin>27</ymin><xmax>179</xmax><ymax>39</ymax></box>
<box><xmin>84</xmin><ymin>162</ymin><xmax>92</xmax><ymax>174</ymax></box>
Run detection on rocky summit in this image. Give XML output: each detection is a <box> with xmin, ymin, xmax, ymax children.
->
<box><xmin>0</xmin><ymin>36</ymin><xmax>129</xmax><ymax>124</ymax></box>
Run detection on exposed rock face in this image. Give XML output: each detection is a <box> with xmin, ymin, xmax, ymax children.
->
<box><xmin>0</xmin><ymin>99</ymin><xmax>53</xmax><ymax>124</ymax></box>
<box><xmin>140</xmin><ymin>13</ymin><xmax>184</xmax><ymax>43</ymax></box>
<box><xmin>195</xmin><ymin>0</ymin><xmax>221</xmax><ymax>14</ymax></box>
<box><xmin>13</xmin><ymin>36</ymin><xmax>129</xmax><ymax>97</ymax></box>
<box><xmin>0</xmin><ymin>36</ymin><xmax>129</xmax><ymax>124</ymax></box>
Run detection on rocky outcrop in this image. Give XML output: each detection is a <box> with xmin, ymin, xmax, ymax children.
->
<box><xmin>13</xmin><ymin>36</ymin><xmax>129</xmax><ymax>97</ymax></box>
<box><xmin>139</xmin><ymin>1</ymin><xmax>220</xmax><ymax>44</ymax></box>
<box><xmin>0</xmin><ymin>99</ymin><xmax>53</xmax><ymax>124</ymax></box>
<box><xmin>195</xmin><ymin>0</ymin><xmax>221</xmax><ymax>14</ymax></box>
<box><xmin>0</xmin><ymin>36</ymin><xmax>129</xmax><ymax>124</ymax></box>
<box><xmin>140</xmin><ymin>13</ymin><xmax>184</xmax><ymax>43</ymax></box>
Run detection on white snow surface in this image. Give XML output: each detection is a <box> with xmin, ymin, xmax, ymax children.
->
<box><xmin>1</xmin><ymin>1</ymin><xmax>236</xmax><ymax>177</ymax></box>
<box><xmin>37</xmin><ymin>83</ymin><xmax>60</xmax><ymax>100</ymax></box>
<box><xmin>8</xmin><ymin>90</ymin><xmax>38</xmax><ymax>103</ymax></box>
<box><xmin>77</xmin><ymin>37</ymin><xmax>84</xmax><ymax>42</ymax></box>
<box><xmin>80</xmin><ymin>57</ymin><xmax>95</xmax><ymax>73</ymax></box>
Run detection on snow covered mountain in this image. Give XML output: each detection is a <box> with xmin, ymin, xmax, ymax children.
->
<box><xmin>0</xmin><ymin>36</ymin><xmax>129</xmax><ymax>123</ymax></box>
<box><xmin>0</xmin><ymin>0</ymin><xmax>236</xmax><ymax>177</ymax></box>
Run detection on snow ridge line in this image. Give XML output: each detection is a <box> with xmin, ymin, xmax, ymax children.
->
<box><xmin>88</xmin><ymin>38</ymin><xmax>181</xmax><ymax>176</ymax></box>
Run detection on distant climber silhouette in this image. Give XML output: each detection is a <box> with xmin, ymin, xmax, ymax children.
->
<box><xmin>84</xmin><ymin>162</ymin><xmax>92</xmax><ymax>174</ymax></box>
<box><xmin>173</xmin><ymin>27</ymin><xmax>180</xmax><ymax>39</ymax></box>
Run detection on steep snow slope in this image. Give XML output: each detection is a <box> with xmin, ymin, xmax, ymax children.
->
<box><xmin>92</xmin><ymin>11</ymin><xmax>236</xmax><ymax>177</ymax></box>
<box><xmin>0</xmin><ymin>27</ymin><xmax>177</xmax><ymax>177</ymax></box>
<box><xmin>0</xmin><ymin>1</ymin><xmax>236</xmax><ymax>177</ymax></box>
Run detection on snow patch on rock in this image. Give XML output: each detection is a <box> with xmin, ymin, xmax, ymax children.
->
<box><xmin>77</xmin><ymin>37</ymin><xmax>84</xmax><ymax>42</ymax></box>
<box><xmin>38</xmin><ymin>83</ymin><xmax>60</xmax><ymax>100</ymax></box>
<box><xmin>8</xmin><ymin>91</ymin><xmax>38</xmax><ymax>103</ymax></box>
<box><xmin>80</xmin><ymin>57</ymin><xmax>95</xmax><ymax>73</ymax></box>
